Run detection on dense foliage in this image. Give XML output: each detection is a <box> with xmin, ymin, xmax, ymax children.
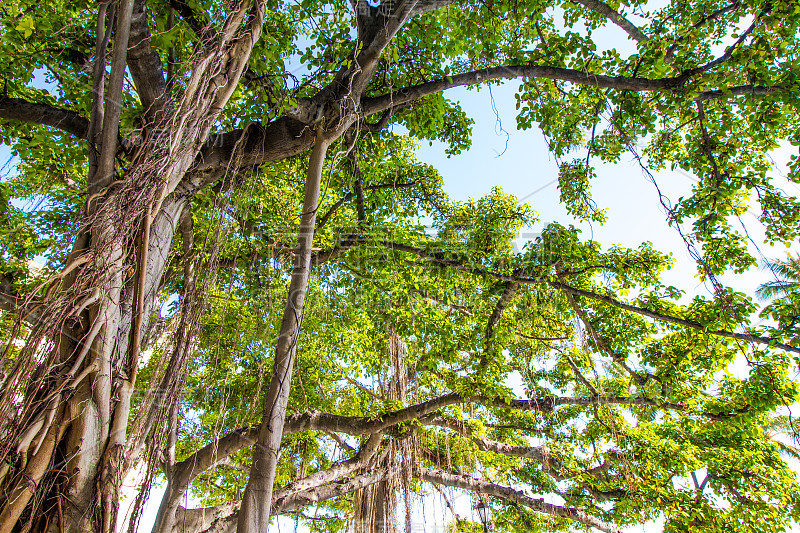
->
<box><xmin>1</xmin><ymin>0</ymin><xmax>800</xmax><ymax>532</ymax></box>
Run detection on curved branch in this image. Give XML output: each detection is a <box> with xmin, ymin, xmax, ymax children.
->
<box><xmin>572</xmin><ymin>0</ymin><xmax>648</xmax><ymax>43</ymax></box>
<box><xmin>173</xmin><ymin>392</ymin><xmax>688</xmax><ymax>495</ymax></box>
<box><xmin>361</xmin><ymin>65</ymin><xmax>789</xmax><ymax>117</ymax></box>
<box><xmin>484</xmin><ymin>281</ymin><xmax>520</xmax><ymax>362</ymax></box>
<box><xmin>415</xmin><ymin>466</ymin><xmax>623</xmax><ymax>533</ymax></box>
<box><xmin>361</xmin><ymin>65</ymin><xmax>677</xmax><ymax>116</ymax></box>
<box><xmin>273</xmin><ymin>466</ymin><xmax>389</xmax><ymax>515</ymax></box>
<box><xmin>551</xmin><ymin>280</ymin><xmax>800</xmax><ymax>355</ymax></box>
<box><xmin>350</xmin><ymin>239</ymin><xmax>799</xmax><ymax>355</ymax></box>
<box><xmin>174</xmin><ymin>468</ymin><xmax>389</xmax><ymax>533</ymax></box>
<box><xmin>0</xmin><ymin>96</ymin><xmax>89</xmax><ymax>139</ymax></box>
<box><xmin>665</xmin><ymin>1</ymin><xmax>740</xmax><ymax>64</ymax></box>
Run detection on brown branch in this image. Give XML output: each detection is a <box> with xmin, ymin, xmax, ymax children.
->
<box><xmin>355</xmin><ymin>240</ymin><xmax>799</xmax><ymax>355</ymax></box>
<box><xmin>565</xmin><ymin>355</ymin><xmax>600</xmax><ymax>396</ymax></box>
<box><xmin>361</xmin><ymin>64</ymin><xmax>790</xmax><ymax>118</ymax></box>
<box><xmin>342</xmin><ymin>375</ymin><xmax>383</xmax><ymax>400</ymax></box>
<box><xmin>483</xmin><ymin>281</ymin><xmax>520</xmax><ymax>365</ymax></box>
<box><xmin>665</xmin><ymin>1</ymin><xmax>741</xmax><ymax>64</ymax></box>
<box><xmin>185</xmin><ymin>118</ymin><xmax>315</xmax><ymax>194</ymax></box>
<box><xmin>694</xmin><ymin>84</ymin><xmax>784</xmax><ymax>101</ymax></box>
<box><xmin>563</xmin><ymin>290</ymin><xmax>649</xmax><ymax>386</ymax></box>
<box><xmin>274</xmin><ymin>467</ymin><xmax>389</xmax><ymax>515</ymax></box>
<box><xmin>572</xmin><ymin>0</ymin><xmax>648</xmax><ymax>43</ymax></box>
<box><xmin>416</xmin><ymin>467</ymin><xmax>623</xmax><ymax>533</ymax></box>
<box><xmin>175</xmin><ymin>468</ymin><xmax>388</xmax><ymax>533</ymax></box>
<box><xmin>310</xmin><ymin>235</ymin><xmax>366</xmax><ymax>265</ymax></box>
<box><xmin>0</xmin><ymin>96</ymin><xmax>89</xmax><ymax>139</ymax></box>
<box><xmin>361</xmin><ymin>65</ymin><xmax>680</xmax><ymax>116</ymax></box>
<box><xmin>678</xmin><ymin>5</ymin><xmax>767</xmax><ymax>81</ymax></box>
<box><xmin>429</xmin><ymin>481</ymin><xmax>459</xmax><ymax>519</ymax></box>
<box><xmin>695</xmin><ymin>100</ymin><xmax>722</xmax><ymax>182</ymax></box>
<box><xmin>360</xmin><ymin>102</ymin><xmax>412</xmax><ymax>132</ymax></box>
<box><xmin>167</xmin><ymin>0</ymin><xmax>209</xmax><ymax>36</ymax></box>
<box><xmin>94</xmin><ymin>0</ymin><xmax>134</xmax><ymax>192</ymax></box>
<box><xmin>551</xmin><ymin>280</ymin><xmax>800</xmax><ymax>355</ymax></box>
<box><xmin>128</xmin><ymin>0</ymin><xmax>170</xmax><ymax>118</ymax></box>
<box><xmin>483</xmin><ymin>394</ymin><xmax>685</xmax><ymax>412</ymax></box>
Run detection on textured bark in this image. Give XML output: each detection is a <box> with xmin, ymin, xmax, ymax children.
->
<box><xmin>0</xmin><ymin>1</ymin><xmax>266</xmax><ymax>531</ymax></box>
<box><xmin>0</xmin><ymin>96</ymin><xmax>89</xmax><ymax>139</ymax></box>
<box><xmin>128</xmin><ymin>0</ymin><xmax>170</xmax><ymax>119</ymax></box>
<box><xmin>169</xmin><ymin>467</ymin><xmax>390</xmax><ymax>533</ymax></box>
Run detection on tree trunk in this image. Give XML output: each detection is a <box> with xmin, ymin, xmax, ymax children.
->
<box><xmin>237</xmin><ymin>129</ymin><xmax>331</xmax><ymax>533</ymax></box>
<box><xmin>0</xmin><ymin>1</ymin><xmax>265</xmax><ymax>531</ymax></box>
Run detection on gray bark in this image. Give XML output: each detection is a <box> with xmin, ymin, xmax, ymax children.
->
<box><xmin>237</xmin><ymin>130</ymin><xmax>331</xmax><ymax>533</ymax></box>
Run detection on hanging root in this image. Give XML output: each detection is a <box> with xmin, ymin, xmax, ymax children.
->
<box><xmin>0</xmin><ymin>1</ymin><xmax>268</xmax><ymax>529</ymax></box>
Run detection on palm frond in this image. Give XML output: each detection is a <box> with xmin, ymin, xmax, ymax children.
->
<box><xmin>755</xmin><ymin>280</ymin><xmax>800</xmax><ymax>301</ymax></box>
<box><xmin>762</xmin><ymin>415</ymin><xmax>800</xmax><ymax>460</ymax></box>
<box><xmin>757</xmin><ymin>254</ymin><xmax>800</xmax><ymax>301</ymax></box>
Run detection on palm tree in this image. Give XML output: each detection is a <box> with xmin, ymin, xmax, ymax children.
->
<box><xmin>762</xmin><ymin>415</ymin><xmax>800</xmax><ymax>461</ymax></box>
<box><xmin>756</xmin><ymin>254</ymin><xmax>800</xmax><ymax>301</ymax></box>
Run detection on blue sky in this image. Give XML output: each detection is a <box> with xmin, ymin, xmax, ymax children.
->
<box><xmin>414</xmin><ymin>81</ymin><xmax>800</xmax><ymax>301</ymax></box>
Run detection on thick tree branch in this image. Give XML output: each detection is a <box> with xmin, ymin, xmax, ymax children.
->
<box><xmin>0</xmin><ymin>272</ymin><xmax>43</xmax><ymax>324</ymax></box>
<box><xmin>572</xmin><ymin>0</ymin><xmax>648</xmax><ymax>43</ymax></box>
<box><xmin>361</xmin><ymin>65</ymin><xmax>789</xmax><ymax>118</ymax></box>
<box><xmin>183</xmin><ymin>118</ymin><xmax>315</xmax><ymax>194</ymax></box>
<box><xmin>174</xmin><ymin>392</ymin><xmax>691</xmax><ymax>493</ymax></box>
<box><xmin>272</xmin><ymin>466</ymin><xmax>388</xmax><ymax>515</ymax></box>
<box><xmin>694</xmin><ymin>84</ymin><xmax>783</xmax><ymax>101</ymax></box>
<box><xmin>275</xmin><ymin>434</ymin><xmax>381</xmax><ymax>497</ymax></box>
<box><xmin>349</xmin><ymin>0</ymin><xmax>419</xmax><ymax>95</ymax></box>
<box><xmin>0</xmin><ymin>97</ymin><xmax>89</xmax><ymax>139</ymax></box>
<box><xmin>175</xmin><ymin>468</ymin><xmax>389</xmax><ymax>533</ymax></box>
<box><xmin>240</xmin><ymin>129</ymin><xmax>332</xmax><ymax>533</ymax></box>
<box><xmin>416</xmin><ymin>467</ymin><xmax>623</xmax><ymax>533</ymax></box>
<box><xmin>128</xmin><ymin>0</ymin><xmax>170</xmax><ymax>116</ymax></box>
<box><xmin>551</xmin><ymin>280</ymin><xmax>800</xmax><ymax>355</ymax></box>
<box><xmin>356</xmin><ymin>240</ymin><xmax>799</xmax><ymax>355</ymax></box>
<box><xmin>484</xmin><ymin>281</ymin><xmax>520</xmax><ymax>363</ymax></box>
<box><xmin>189</xmin><ymin>82</ymin><xmax>786</xmax><ymax>192</ymax></box>
<box><xmin>361</xmin><ymin>65</ymin><xmax>679</xmax><ymax>116</ymax></box>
